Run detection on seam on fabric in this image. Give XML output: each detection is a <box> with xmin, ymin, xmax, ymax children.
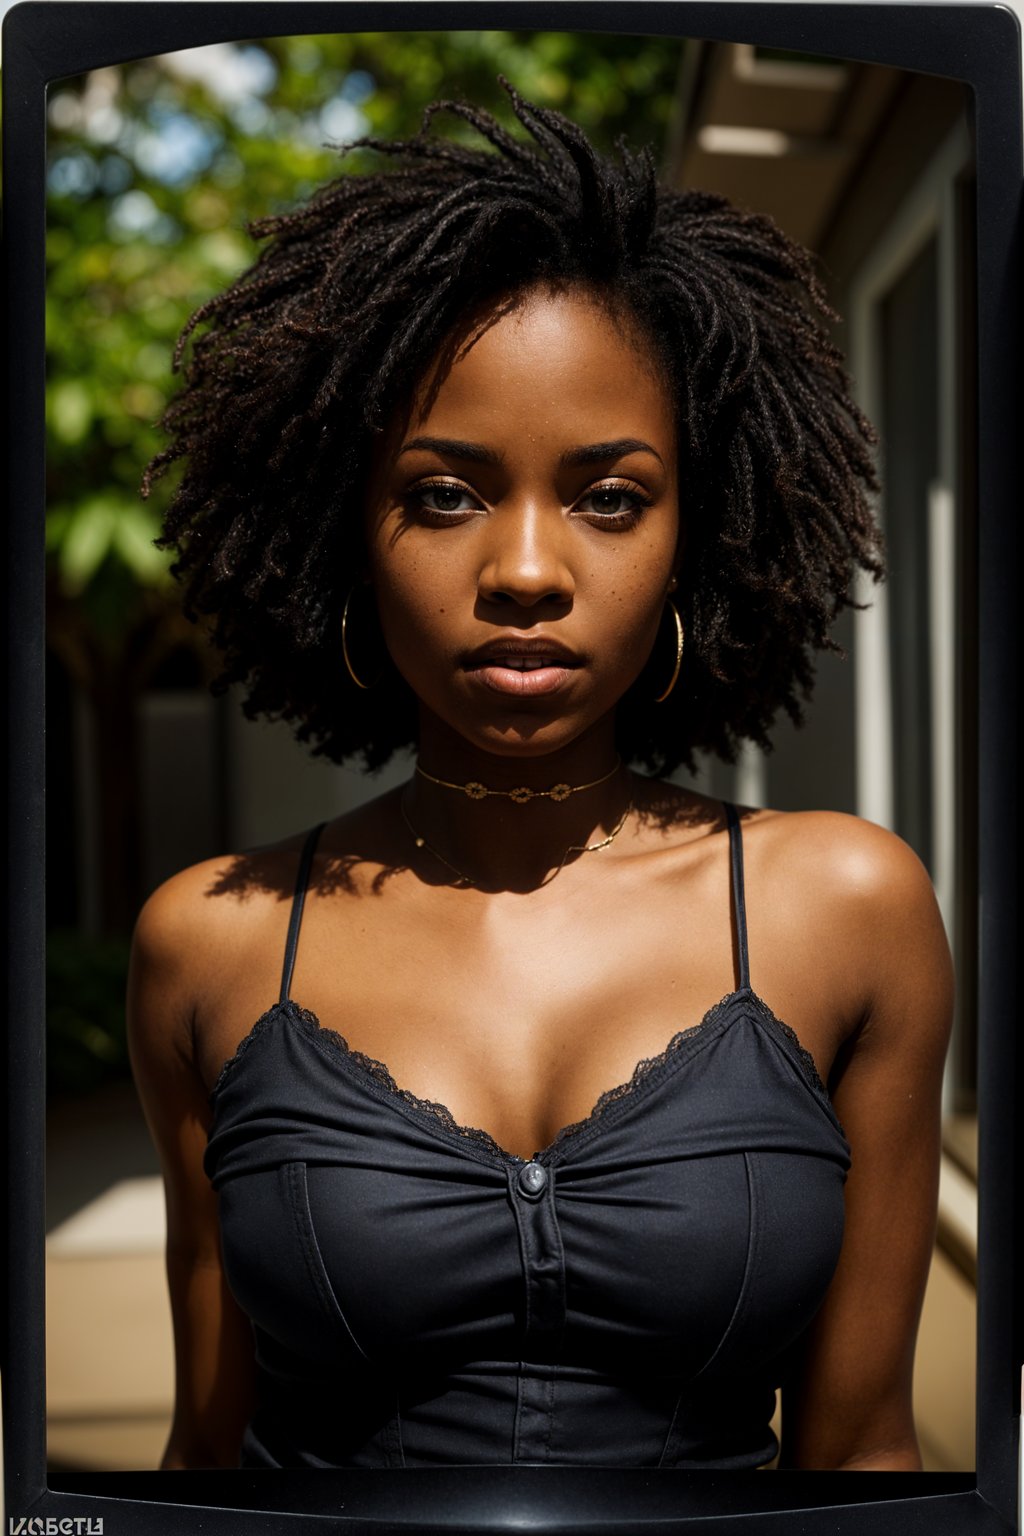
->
<box><xmin>543</xmin><ymin>1367</ymin><xmax>557</xmax><ymax>1463</ymax></box>
<box><xmin>390</xmin><ymin>1382</ymin><xmax>406</xmax><ymax>1469</ymax></box>
<box><xmin>517</xmin><ymin>1189</ymin><xmax>536</xmax><ymax>1342</ymax></box>
<box><xmin>542</xmin><ymin>1173</ymin><xmax>567</xmax><ymax>1463</ymax></box>
<box><xmin>508</xmin><ymin>1165</ymin><xmax>534</xmax><ymax>1463</ymax></box>
<box><xmin>284</xmin><ymin>1161</ymin><xmax>370</xmax><ymax>1362</ymax></box>
<box><xmin>657</xmin><ymin>1389</ymin><xmax>685</xmax><ymax>1469</ymax></box>
<box><xmin>511</xmin><ymin>1365</ymin><xmax>524</xmax><ymax>1466</ymax></box>
<box><xmin>691</xmin><ymin>1149</ymin><xmax>762</xmax><ymax>1386</ymax></box>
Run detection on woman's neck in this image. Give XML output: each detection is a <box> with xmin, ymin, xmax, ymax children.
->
<box><xmin>403</xmin><ymin>718</ymin><xmax>634</xmax><ymax>893</ymax></box>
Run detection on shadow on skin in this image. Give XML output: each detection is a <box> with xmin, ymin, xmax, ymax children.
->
<box><xmin>202</xmin><ymin>780</ymin><xmax>747</xmax><ymax>904</ymax></box>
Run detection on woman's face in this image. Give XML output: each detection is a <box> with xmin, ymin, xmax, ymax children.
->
<box><xmin>366</xmin><ymin>285</ymin><xmax>680</xmax><ymax>760</ymax></box>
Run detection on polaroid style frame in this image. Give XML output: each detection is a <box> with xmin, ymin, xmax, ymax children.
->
<box><xmin>3</xmin><ymin>3</ymin><xmax>1021</xmax><ymax>1533</ymax></box>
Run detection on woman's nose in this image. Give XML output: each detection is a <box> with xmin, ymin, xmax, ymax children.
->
<box><xmin>477</xmin><ymin>505</ymin><xmax>575</xmax><ymax>608</ymax></box>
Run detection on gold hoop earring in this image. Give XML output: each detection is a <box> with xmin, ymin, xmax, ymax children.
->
<box><xmin>654</xmin><ymin>599</ymin><xmax>684</xmax><ymax>704</ymax></box>
<box><xmin>341</xmin><ymin>584</ymin><xmax>383</xmax><ymax>690</ymax></box>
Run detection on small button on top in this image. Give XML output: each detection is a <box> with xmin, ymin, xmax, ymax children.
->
<box><xmin>518</xmin><ymin>1161</ymin><xmax>547</xmax><ymax>1197</ymax></box>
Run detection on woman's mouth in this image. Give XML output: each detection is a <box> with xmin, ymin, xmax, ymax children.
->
<box><xmin>470</xmin><ymin>660</ymin><xmax>578</xmax><ymax>697</ymax></box>
<box><xmin>463</xmin><ymin>640</ymin><xmax>583</xmax><ymax>698</ymax></box>
<box><xmin>497</xmin><ymin>656</ymin><xmax>554</xmax><ymax>671</ymax></box>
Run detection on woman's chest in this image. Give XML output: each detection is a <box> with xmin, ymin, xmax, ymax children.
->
<box><xmin>196</xmin><ymin>874</ymin><xmax>848</xmax><ymax>1161</ymax></box>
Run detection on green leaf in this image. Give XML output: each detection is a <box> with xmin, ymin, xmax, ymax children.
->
<box><xmin>49</xmin><ymin>380</ymin><xmax>93</xmax><ymax>445</ymax></box>
<box><xmin>111</xmin><ymin>503</ymin><xmax>172</xmax><ymax>583</ymax></box>
<box><xmin>46</xmin><ymin>505</ymin><xmax>74</xmax><ymax>551</ymax></box>
<box><xmin>58</xmin><ymin>497</ymin><xmax>117</xmax><ymax>590</ymax></box>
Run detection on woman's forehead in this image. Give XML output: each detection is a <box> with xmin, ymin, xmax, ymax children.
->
<box><xmin>405</xmin><ymin>287</ymin><xmax>674</xmax><ymax>447</ymax></box>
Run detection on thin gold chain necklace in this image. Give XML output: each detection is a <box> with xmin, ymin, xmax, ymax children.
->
<box><xmin>414</xmin><ymin>756</ymin><xmax>621</xmax><ymax>804</ymax></box>
<box><xmin>399</xmin><ymin>792</ymin><xmax>634</xmax><ymax>890</ymax></box>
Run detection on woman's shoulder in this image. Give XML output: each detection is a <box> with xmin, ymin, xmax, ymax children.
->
<box><xmin>738</xmin><ymin>805</ymin><xmax>943</xmax><ymax>962</ymax></box>
<box><xmin>643</xmin><ymin>786</ymin><xmax>946</xmax><ymax>992</ymax></box>
<box><xmin>637</xmin><ymin>779</ymin><xmax>932</xmax><ymax>911</ymax></box>
<box><xmin>743</xmin><ymin>804</ymin><xmax>938</xmax><ymax>922</ymax></box>
<box><xmin>133</xmin><ymin>835</ymin><xmax>299</xmax><ymax>956</ymax></box>
<box><xmin>130</xmin><ymin>823</ymin><xmax>336</xmax><ymax>1012</ymax></box>
<box><xmin>634</xmin><ymin>785</ymin><xmax>932</xmax><ymax>957</ymax></box>
<box><xmin>132</xmin><ymin>789</ymin><xmax>403</xmax><ymax>974</ymax></box>
<box><xmin>741</xmin><ymin>805</ymin><xmax>952</xmax><ymax>1030</ymax></box>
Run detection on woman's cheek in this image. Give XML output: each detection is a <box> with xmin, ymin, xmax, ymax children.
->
<box><xmin>607</xmin><ymin>580</ymin><xmax>666</xmax><ymax>665</ymax></box>
<box><xmin>376</xmin><ymin>582</ymin><xmax>452</xmax><ymax>684</ymax></box>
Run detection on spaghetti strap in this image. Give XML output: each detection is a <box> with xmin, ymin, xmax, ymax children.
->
<box><xmin>722</xmin><ymin>803</ymin><xmax>751</xmax><ymax>991</ymax></box>
<box><xmin>279</xmin><ymin>822</ymin><xmax>328</xmax><ymax>1003</ymax></box>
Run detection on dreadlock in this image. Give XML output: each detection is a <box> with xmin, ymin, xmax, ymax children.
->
<box><xmin>143</xmin><ymin>79</ymin><xmax>882</xmax><ymax>775</ymax></box>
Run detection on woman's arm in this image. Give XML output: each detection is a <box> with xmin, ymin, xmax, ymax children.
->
<box><xmin>777</xmin><ymin>819</ymin><xmax>954</xmax><ymax>1470</ymax></box>
<box><xmin>127</xmin><ymin>871</ymin><xmax>258</xmax><ymax>1469</ymax></box>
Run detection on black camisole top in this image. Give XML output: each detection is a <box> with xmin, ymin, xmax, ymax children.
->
<box><xmin>203</xmin><ymin>803</ymin><xmax>851</xmax><ymax>1469</ymax></box>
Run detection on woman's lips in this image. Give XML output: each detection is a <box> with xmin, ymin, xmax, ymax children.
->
<box><xmin>467</xmin><ymin>662</ymin><xmax>579</xmax><ymax>698</ymax></box>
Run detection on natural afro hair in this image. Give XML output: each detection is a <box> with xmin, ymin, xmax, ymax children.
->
<box><xmin>143</xmin><ymin>80</ymin><xmax>882</xmax><ymax>776</ymax></box>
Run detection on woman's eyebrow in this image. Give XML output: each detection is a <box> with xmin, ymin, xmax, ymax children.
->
<box><xmin>559</xmin><ymin>439</ymin><xmax>665</xmax><ymax>468</ymax></box>
<box><xmin>398</xmin><ymin>436</ymin><xmax>503</xmax><ymax>465</ymax></box>
<box><xmin>397</xmin><ymin>436</ymin><xmax>664</xmax><ymax>468</ymax></box>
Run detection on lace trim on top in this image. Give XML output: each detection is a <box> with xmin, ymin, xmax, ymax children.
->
<box><xmin>544</xmin><ymin>990</ymin><xmax>745</xmax><ymax>1156</ymax></box>
<box><xmin>210</xmin><ymin>988</ymin><xmax>844</xmax><ymax>1164</ymax></box>
<box><xmin>744</xmin><ymin>992</ymin><xmax>832</xmax><ymax>1101</ymax></box>
<box><xmin>210</xmin><ymin>999</ymin><xmax>516</xmax><ymax>1160</ymax></box>
<box><xmin>210</xmin><ymin>1002</ymin><xmax>288</xmax><ymax>1099</ymax></box>
<box><xmin>301</xmin><ymin>1004</ymin><xmax>517</xmax><ymax>1164</ymax></box>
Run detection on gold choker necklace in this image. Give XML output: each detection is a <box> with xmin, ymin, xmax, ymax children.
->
<box><xmin>414</xmin><ymin>756</ymin><xmax>621</xmax><ymax>804</ymax></box>
<box><xmin>400</xmin><ymin>792</ymin><xmax>634</xmax><ymax>889</ymax></box>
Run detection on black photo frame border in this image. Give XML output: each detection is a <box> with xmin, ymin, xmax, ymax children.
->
<box><xmin>3</xmin><ymin>3</ymin><xmax>1020</xmax><ymax>1532</ymax></box>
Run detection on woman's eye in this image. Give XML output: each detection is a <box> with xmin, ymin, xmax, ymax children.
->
<box><xmin>577</xmin><ymin>483</ymin><xmax>651</xmax><ymax>523</ymax></box>
<box><xmin>413</xmin><ymin>481</ymin><xmax>478</xmax><ymax>515</ymax></box>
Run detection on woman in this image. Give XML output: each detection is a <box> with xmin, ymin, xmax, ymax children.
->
<box><xmin>128</xmin><ymin>84</ymin><xmax>953</xmax><ymax>1472</ymax></box>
